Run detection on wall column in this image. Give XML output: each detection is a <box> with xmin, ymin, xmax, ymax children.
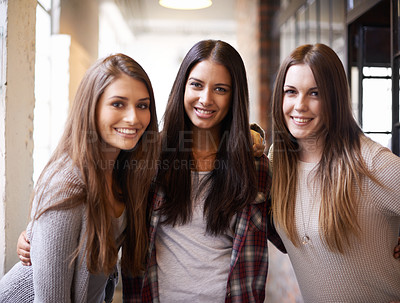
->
<box><xmin>0</xmin><ymin>0</ymin><xmax>36</xmax><ymax>275</ymax></box>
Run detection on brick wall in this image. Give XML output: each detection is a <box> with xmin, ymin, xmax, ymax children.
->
<box><xmin>259</xmin><ymin>0</ymin><xmax>280</xmax><ymax>147</ymax></box>
<box><xmin>236</xmin><ymin>1</ymin><xmax>303</xmax><ymax>302</ymax></box>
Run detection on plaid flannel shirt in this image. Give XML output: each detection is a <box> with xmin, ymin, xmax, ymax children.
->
<box><xmin>122</xmin><ymin>154</ymin><xmax>286</xmax><ymax>302</ymax></box>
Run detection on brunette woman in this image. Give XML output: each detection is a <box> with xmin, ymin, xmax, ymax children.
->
<box><xmin>122</xmin><ymin>39</ymin><xmax>284</xmax><ymax>303</ymax></box>
<box><xmin>0</xmin><ymin>53</ymin><xmax>159</xmax><ymax>302</ymax></box>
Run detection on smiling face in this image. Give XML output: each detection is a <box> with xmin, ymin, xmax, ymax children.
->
<box><xmin>283</xmin><ymin>64</ymin><xmax>324</xmax><ymax>151</ymax></box>
<box><xmin>96</xmin><ymin>73</ymin><xmax>151</xmax><ymax>160</ymax></box>
<box><xmin>184</xmin><ymin>59</ymin><xmax>232</xmax><ymax>135</ymax></box>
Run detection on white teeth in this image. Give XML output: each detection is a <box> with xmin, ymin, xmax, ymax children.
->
<box><xmin>116</xmin><ymin>128</ymin><xmax>137</xmax><ymax>135</ymax></box>
<box><xmin>293</xmin><ymin>117</ymin><xmax>311</xmax><ymax>123</ymax></box>
<box><xmin>196</xmin><ymin>108</ymin><xmax>213</xmax><ymax>114</ymax></box>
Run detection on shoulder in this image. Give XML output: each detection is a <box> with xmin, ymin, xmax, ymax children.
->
<box><xmin>34</xmin><ymin>155</ymin><xmax>85</xmax><ymax>209</ymax></box>
<box><xmin>360</xmin><ymin>136</ymin><xmax>400</xmax><ymax>168</ymax></box>
<box><xmin>360</xmin><ymin>136</ymin><xmax>388</xmax><ymax>156</ymax></box>
<box><xmin>46</xmin><ymin>155</ymin><xmax>84</xmax><ymax>186</ymax></box>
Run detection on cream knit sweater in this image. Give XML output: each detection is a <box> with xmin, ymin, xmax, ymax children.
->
<box><xmin>276</xmin><ymin>137</ymin><xmax>400</xmax><ymax>302</ymax></box>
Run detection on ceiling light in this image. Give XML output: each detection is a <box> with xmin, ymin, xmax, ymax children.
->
<box><xmin>159</xmin><ymin>0</ymin><xmax>212</xmax><ymax>10</ymax></box>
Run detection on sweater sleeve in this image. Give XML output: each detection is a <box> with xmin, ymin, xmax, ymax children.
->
<box><xmin>31</xmin><ymin>204</ymin><xmax>83</xmax><ymax>303</ymax></box>
<box><xmin>366</xmin><ymin>140</ymin><xmax>400</xmax><ymax>216</ymax></box>
<box><xmin>29</xmin><ymin>160</ymin><xmax>85</xmax><ymax>303</ymax></box>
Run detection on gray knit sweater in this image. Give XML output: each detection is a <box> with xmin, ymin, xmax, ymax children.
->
<box><xmin>0</xmin><ymin>156</ymin><xmax>95</xmax><ymax>302</ymax></box>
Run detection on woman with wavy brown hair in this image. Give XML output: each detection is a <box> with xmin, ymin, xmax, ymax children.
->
<box><xmin>271</xmin><ymin>43</ymin><xmax>400</xmax><ymax>302</ymax></box>
<box><xmin>0</xmin><ymin>53</ymin><xmax>159</xmax><ymax>302</ymax></box>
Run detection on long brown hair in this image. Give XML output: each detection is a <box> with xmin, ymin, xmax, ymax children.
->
<box><xmin>32</xmin><ymin>54</ymin><xmax>159</xmax><ymax>275</ymax></box>
<box><xmin>156</xmin><ymin>40</ymin><xmax>257</xmax><ymax>235</ymax></box>
<box><xmin>271</xmin><ymin>44</ymin><xmax>375</xmax><ymax>252</ymax></box>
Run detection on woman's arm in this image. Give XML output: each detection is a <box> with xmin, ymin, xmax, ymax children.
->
<box><xmin>368</xmin><ymin>143</ymin><xmax>400</xmax><ymax>215</ymax></box>
<box><xmin>30</xmin><ymin>205</ymin><xmax>83</xmax><ymax>302</ymax></box>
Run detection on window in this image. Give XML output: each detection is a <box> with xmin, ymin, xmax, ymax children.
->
<box><xmin>278</xmin><ymin>0</ymin><xmax>345</xmax><ymax>61</ymax></box>
<box><xmin>362</xmin><ymin>66</ymin><xmax>392</xmax><ymax>147</ymax></box>
<box><xmin>34</xmin><ymin>0</ymin><xmax>70</xmax><ymax>183</ymax></box>
<box><xmin>33</xmin><ymin>1</ymin><xmax>52</xmax><ymax>182</ymax></box>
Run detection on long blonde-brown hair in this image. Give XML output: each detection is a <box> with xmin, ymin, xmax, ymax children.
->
<box><xmin>271</xmin><ymin>44</ymin><xmax>375</xmax><ymax>252</ymax></box>
<box><xmin>32</xmin><ymin>54</ymin><xmax>159</xmax><ymax>275</ymax></box>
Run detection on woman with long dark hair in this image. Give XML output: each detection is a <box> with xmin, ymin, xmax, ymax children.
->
<box><xmin>122</xmin><ymin>39</ymin><xmax>283</xmax><ymax>302</ymax></box>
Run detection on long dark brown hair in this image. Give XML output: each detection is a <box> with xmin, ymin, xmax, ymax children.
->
<box><xmin>32</xmin><ymin>54</ymin><xmax>159</xmax><ymax>275</ymax></box>
<box><xmin>156</xmin><ymin>40</ymin><xmax>257</xmax><ymax>235</ymax></box>
<box><xmin>271</xmin><ymin>44</ymin><xmax>376</xmax><ymax>252</ymax></box>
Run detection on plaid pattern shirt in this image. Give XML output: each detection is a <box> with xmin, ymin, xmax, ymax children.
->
<box><xmin>122</xmin><ymin>154</ymin><xmax>286</xmax><ymax>302</ymax></box>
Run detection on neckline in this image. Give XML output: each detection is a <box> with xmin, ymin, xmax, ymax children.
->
<box><xmin>113</xmin><ymin>208</ymin><xmax>126</xmax><ymax>220</ymax></box>
<box><xmin>298</xmin><ymin>160</ymin><xmax>318</xmax><ymax>171</ymax></box>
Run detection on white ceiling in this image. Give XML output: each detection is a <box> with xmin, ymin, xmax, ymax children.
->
<box><xmin>113</xmin><ymin>0</ymin><xmax>237</xmax><ymax>35</ymax></box>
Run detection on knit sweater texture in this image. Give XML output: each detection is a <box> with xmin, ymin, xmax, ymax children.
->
<box><xmin>276</xmin><ymin>137</ymin><xmax>400</xmax><ymax>302</ymax></box>
<box><xmin>0</xmin><ymin>156</ymin><xmax>92</xmax><ymax>302</ymax></box>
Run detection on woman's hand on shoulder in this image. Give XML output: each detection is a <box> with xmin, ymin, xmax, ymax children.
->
<box><xmin>17</xmin><ymin>230</ymin><xmax>31</xmax><ymax>266</ymax></box>
<box><xmin>251</xmin><ymin>129</ymin><xmax>265</xmax><ymax>157</ymax></box>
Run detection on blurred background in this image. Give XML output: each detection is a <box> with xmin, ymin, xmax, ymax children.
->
<box><xmin>0</xmin><ymin>0</ymin><xmax>397</xmax><ymax>302</ymax></box>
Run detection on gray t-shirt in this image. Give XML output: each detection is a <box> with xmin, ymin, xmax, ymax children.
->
<box><xmin>87</xmin><ymin>210</ymin><xmax>126</xmax><ymax>303</ymax></box>
<box><xmin>156</xmin><ymin>171</ymin><xmax>235</xmax><ymax>302</ymax></box>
